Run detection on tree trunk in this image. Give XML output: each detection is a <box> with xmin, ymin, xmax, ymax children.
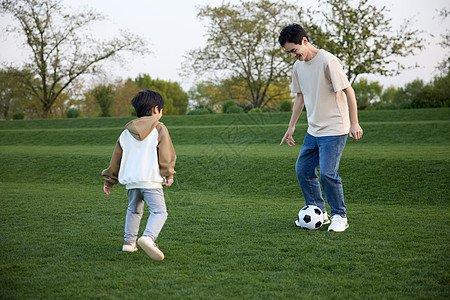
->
<box><xmin>42</xmin><ymin>105</ymin><xmax>51</xmax><ymax>119</ymax></box>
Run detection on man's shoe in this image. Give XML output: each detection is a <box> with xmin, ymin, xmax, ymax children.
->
<box><xmin>122</xmin><ymin>242</ymin><xmax>137</xmax><ymax>252</ymax></box>
<box><xmin>328</xmin><ymin>215</ymin><xmax>349</xmax><ymax>232</ymax></box>
<box><xmin>138</xmin><ymin>236</ymin><xmax>164</xmax><ymax>261</ymax></box>
<box><xmin>323</xmin><ymin>211</ymin><xmax>331</xmax><ymax>225</ymax></box>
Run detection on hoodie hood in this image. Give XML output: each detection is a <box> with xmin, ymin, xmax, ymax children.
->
<box><xmin>125</xmin><ymin>116</ymin><xmax>160</xmax><ymax>141</ymax></box>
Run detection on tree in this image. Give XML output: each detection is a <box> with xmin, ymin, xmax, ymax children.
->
<box><xmin>183</xmin><ymin>0</ymin><xmax>297</xmax><ymax>108</ymax></box>
<box><xmin>0</xmin><ymin>0</ymin><xmax>148</xmax><ymax>118</ymax></box>
<box><xmin>189</xmin><ymin>77</ymin><xmax>249</xmax><ymax>110</ymax></box>
<box><xmin>113</xmin><ymin>79</ymin><xmax>140</xmax><ymax>117</ymax></box>
<box><xmin>352</xmin><ymin>78</ymin><xmax>382</xmax><ymax>110</ymax></box>
<box><xmin>0</xmin><ymin>68</ymin><xmax>29</xmax><ymax>119</ymax></box>
<box><xmin>134</xmin><ymin>74</ymin><xmax>188</xmax><ymax>115</ymax></box>
<box><xmin>298</xmin><ymin>0</ymin><xmax>425</xmax><ymax>84</ymax></box>
<box><xmin>436</xmin><ymin>7</ymin><xmax>449</xmax><ymax>76</ymax></box>
<box><xmin>91</xmin><ymin>85</ymin><xmax>115</xmax><ymax>117</ymax></box>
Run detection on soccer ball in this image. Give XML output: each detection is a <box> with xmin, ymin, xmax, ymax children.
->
<box><xmin>295</xmin><ymin>205</ymin><xmax>323</xmax><ymax>230</ymax></box>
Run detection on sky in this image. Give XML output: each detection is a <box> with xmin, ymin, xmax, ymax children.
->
<box><xmin>0</xmin><ymin>0</ymin><xmax>449</xmax><ymax>92</ymax></box>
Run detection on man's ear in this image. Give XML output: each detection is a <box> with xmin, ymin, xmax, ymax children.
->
<box><xmin>301</xmin><ymin>37</ymin><xmax>308</xmax><ymax>45</ymax></box>
<box><xmin>151</xmin><ymin>106</ymin><xmax>159</xmax><ymax>115</ymax></box>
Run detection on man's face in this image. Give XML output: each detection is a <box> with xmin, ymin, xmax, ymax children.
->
<box><xmin>283</xmin><ymin>39</ymin><xmax>307</xmax><ymax>61</ymax></box>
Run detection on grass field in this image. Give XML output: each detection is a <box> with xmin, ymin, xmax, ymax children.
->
<box><xmin>0</xmin><ymin>108</ymin><xmax>449</xmax><ymax>299</ymax></box>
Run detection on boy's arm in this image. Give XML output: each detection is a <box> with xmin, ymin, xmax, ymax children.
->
<box><xmin>280</xmin><ymin>93</ymin><xmax>304</xmax><ymax>147</ymax></box>
<box><xmin>101</xmin><ymin>139</ymin><xmax>122</xmax><ymax>194</ymax></box>
<box><xmin>157</xmin><ymin>124</ymin><xmax>176</xmax><ymax>185</ymax></box>
<box><xmin>343</xmin><ymin>86</ymin><xmax>363</xmax><ymax>141</ymax></box>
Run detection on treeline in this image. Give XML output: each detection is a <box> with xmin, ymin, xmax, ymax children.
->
<box><xmin>1</xmin><ymin>69</ymin><xmax>449</xmax><ymax>120</ymax></box>
<box><xmin>187</xmin><ymin>71</ymin><xmax>450</xmax><ymax>114</ymax></box>
<box><xmin>82</xmin><ymin>74</ymin><xmax>188</xmax><ymax>118</ymax></box>
<box><xmin>0</xmin><ymin>72</ymin><xmax>188</xmax><ymax>120</ymax></box>
<box><xmin>354</xmin><ymin>72</ymin><xmax>450</xmax><ymax>110</ymax></box>
<box><xmin>0</xmin><ymin>70</ymin><xmax>450</xmax><ymax>120</ymax></box>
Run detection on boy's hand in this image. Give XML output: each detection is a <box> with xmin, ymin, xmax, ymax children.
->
<box><xmin>280</xmin><ymin>127</ymin><xmax>296</xmax><ymax>146</ymax></box>
<box><xmin>103</xmin><ymin>184</ymin><xmax>113</xmax><ymax>195</ymax></box>
<box><xmin>165</xmin><ymin>178</ymin><xmax>174</xmax><ymax>187</ymax></box>
<box><xmin>349</xmin><ymin>123</ymin><xmax>363</xmax><ymax>141</ymax></box>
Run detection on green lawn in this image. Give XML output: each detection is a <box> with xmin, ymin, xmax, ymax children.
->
<box><xmin>0</xmin><ymin>108</ymin><xmax>449</xmax><ymax>299</ymax></box>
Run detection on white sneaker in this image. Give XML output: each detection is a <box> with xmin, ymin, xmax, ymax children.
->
<box><xmin>138</xmin><ymin>236</ymin><xmax>164</xmax><ymax>261</ymax></box>
<box><xmin>328</xmin><ymin>215</ymin><xmax>349</xmax><ymax>232</ymax></box>
<box><xmin>323</xmin><ymin>211</ymin><xmax>330</xmax><ymax>225</ymax></box>
<box><xmin>122</xmin><ymin>242</ymin><xmax>137</xmax><ymax>252</ymax></box>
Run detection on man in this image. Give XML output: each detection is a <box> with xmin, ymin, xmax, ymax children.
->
<box><xmin>279</xmin><ymin>24</ymin><xmax>363</xmax><ymax>232</ymax></box>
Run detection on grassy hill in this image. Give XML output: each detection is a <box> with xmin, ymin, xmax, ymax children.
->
<box><xmin>0</xmin><ymin>108</ymin><xmax>449</xmax><ymax>299</ymax></box>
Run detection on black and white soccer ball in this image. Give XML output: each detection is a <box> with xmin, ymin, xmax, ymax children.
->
<box><xmin>295</xmin><ymin>205</ymin><xmax>323</xmax><ymax>230</ymax></box>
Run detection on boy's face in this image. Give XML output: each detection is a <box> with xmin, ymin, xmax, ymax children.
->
<box><xmin>152</xmin><ymin>106</ymin><xmax>163</xmax><ymax>120</ymax></box>
<box><xmin>283</xmin><ymin>38</ymin><xmax>308</xmax><ymax>61</ymax></box>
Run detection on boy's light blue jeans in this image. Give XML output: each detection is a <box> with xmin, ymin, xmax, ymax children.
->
<box><xmin>295</xmin><ymin>133</ymin><xmax>348</xmax><ymax>217</ymax></box>
<box><xmin>124</xmin><ymin>188</ymin><xmax>167</xmax><ymax>243</ymax></box>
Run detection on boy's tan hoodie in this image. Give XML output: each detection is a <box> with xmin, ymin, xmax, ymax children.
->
<box><xmin>102</xmin><ymin>116</ymin><xmax>176</xmax><ymax>188</ymax></box>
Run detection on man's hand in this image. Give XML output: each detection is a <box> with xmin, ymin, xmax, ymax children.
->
<box><xmin>280</xmin><ymin>126</ymin><xmax>296</xmax><ymax>146</ymax></box>
<box><xmin>349</xmin><ymin>123</ymin><xmax>363</xmax><ymax>141</ymax></box>
<box><xmin>165</xmin><ymin>178</ymin><xmax>174</xmax><ymax>187</ymax></box>
<box><xmin>103</xmin><ymin>184</ymin><xmax>113</xmax><ymax>195</ymax></box>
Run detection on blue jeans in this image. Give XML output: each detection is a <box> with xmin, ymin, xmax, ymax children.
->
<box><xmin>295</xmin><ymin>133</ymin><xmax>348</xmax><ymax>217</ymax></box>
<box><xmin>124</xmin><ymin>188</ymin><xmax>168</xmax><ymax>243</ymax></box>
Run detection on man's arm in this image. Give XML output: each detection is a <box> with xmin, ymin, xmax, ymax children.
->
<box><xmin>280</xmin><ymin>93</ymin><xmax>305</xmax><ymax>146</ymax></box>
<box><xmin>343</xmin><ymin>86</ymin><xmax>363</xmax><ymax>141</ymax></box>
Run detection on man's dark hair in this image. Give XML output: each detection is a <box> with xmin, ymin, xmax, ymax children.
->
<box><xmin>279</xmin><ymin>23</ymin><xmax>309</xmax><ymax>47</ymax></box>
<box><xmin>131</xmin><ymin>90</ymin><xmax>164</xmax><ymax>117</ymax></box>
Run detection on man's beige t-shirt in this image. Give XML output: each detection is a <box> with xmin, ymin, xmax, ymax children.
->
<box><xmin>291</xmin><ymin>49</ymin><xmax>351</xmax><ymax>137</ymax></box>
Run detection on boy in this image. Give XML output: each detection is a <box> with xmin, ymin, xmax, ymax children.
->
<box><xmin>102</xmin><ymin>90</ymin><xmax>176</xmax><ymax>260</ymax></box>
<box><xmin>278</xmin><ymin>24</ymin><xmax>363</xmax><ymax>232</ymax></box>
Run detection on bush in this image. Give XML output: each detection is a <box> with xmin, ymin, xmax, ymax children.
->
<box><xmin>237</xmin><ymin>102</ymin><xmax>253</xmax><ymax>113</ymax></box>
<box><xmin>12</xmin><ymin>112</ymin><xmax>25</xmax><ymax>120</ymax></box>
<box><xmin>279</xmin><ymin>100</ymin><xmax>292</xmax><ymax>112</ymax></box>
<box><xmin>66</xmin><ymin>108</ymin><xmax>80</xmax><ymax>118</ymax></box>
<box><xmin>187</xmin><ymin>108</ymin><xmax>211</xmax><ymax>115</ymax></box>
<box><xmin>248</xmin><ymin>108</ymin><xmax>262</xmax><ymax>114</ymax></box>
<box><xmin>222</xmin><ymin>100</ymin><xmax>236</xmax><ymax>113</ymax></box>
<box><xmin>226</xmin><ymin>105</ymin><xmax>244</xmax><ymax>114</ymax></box>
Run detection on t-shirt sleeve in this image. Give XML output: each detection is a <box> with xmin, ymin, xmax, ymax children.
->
<box><xmin>291</xmin><ymin>63</ymin><xmax>302</xmax><ymax>94</ymax></box>
<box><xmin>327</xmin><ymin>58</ymin><xmax>351</xmax><ymax>92</ymax></box>
<box><xmin>156</xmin><ymin>124</ymin><xmax>176</xmax><ymax>180</ymax></box>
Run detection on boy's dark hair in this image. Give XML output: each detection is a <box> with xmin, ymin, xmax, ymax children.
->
<box><xmin>279</xmin><ymin>23</ymin><xmax>309</xmax><ymax>47</ymax></box>
<box><xmin>131</xmin><ymin>90</ymin><xmax>164</xmax><ymax>117</ymax></box>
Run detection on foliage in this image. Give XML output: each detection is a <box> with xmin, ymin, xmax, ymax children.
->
<box><xmin>248</xmin><ymin>108</ymin><xmax>263</xmax><ymax>114</ymax></box>
<box><xmin>65</xmin><ymin>108</ymin><xmax>80</xmax><ymax>118</ymax></box>
<box><xmin>409</xmin><ymin>75</ymin><xmax>450</xmax><ymax>108</ymax></box>
<box><xmin>352</xmin><ymin>78</ymin><xmax>382</xmax><ymax>110</ymax></box>
<box><xmin>226</xmin><ymin>105</ymin><xmax>244</xmax><ymax>114</ymax></box>
<box><xmin>187</xmin><ymin>108</ymin><xmax>211</xmax><ymax>115</ymax></box>
<box><xmin>375</xmin><ymin>75</ymin><xmax>450</xmax><ymax>109</ymax></box>
<box><xmin>90</xmin><ymin>85</ymin><xmax>115</xmax><ymax>117</ymax></box>
<box><xmin>12</xmin><ymin>111</ymin><xmax>24</xmax><ymax>120</ymax></box>
<box><xmin>134</xmin><ymin>74</ymin><xmax>188</xmax><ymax>115</ymax></box>
<box><xmin>188</xmin><ymin>81</ymin><xmax>220</xmax><ymax>110</ymax></box>
<box><xmin>298</xmin><ymin>0</ymin><xmax>425</xmax><ymax>84</ymax></box>
<box><xmin>0</xmin><ymin>69</ymin><xmax>30</xmax><ymax>119</ymax></box>
<box><xmin>279</xmin><ymin>100</ymin><xmax>292</xmax><ymax>112</ymax></box>
<box><xmin>113</xmin><ymin>79</ymin><xmax>141</xmax><ymax>117</ymax></box>
<box><xmin>222</xmin><ymin>100</ymin><xmax>237</xmax><ymax>114</ymax></box>
<box><xmin>183</xmin><ymin>0</ymin><xmax>297</xmax><ymax>108</ymax></box>
<box><xmin>0</xmin><ymin>0</ymin><xmax>148</xmax><ymax>118</ymax></box>
<box><xmin>436</xmin><ymin>7</ymin><xmax>450</xmax><ymax>76</ymax></box>
<box><xmin>190</xmin><ymin>78</ymin><xmax>248</xmax><ymax>110</ymax></box>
